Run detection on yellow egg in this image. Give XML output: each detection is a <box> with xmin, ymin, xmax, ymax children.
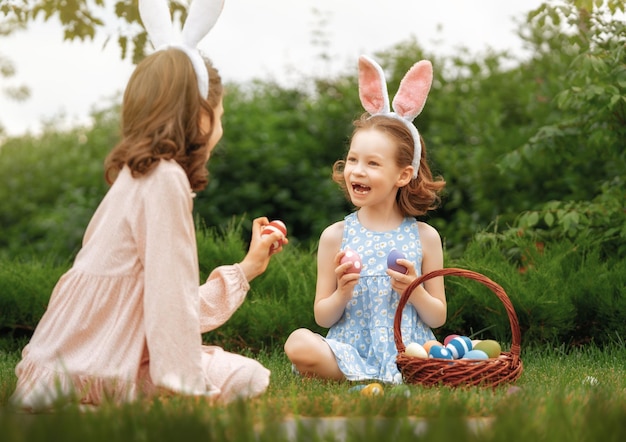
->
<box><xmin>361</xmin><ymin>382</ymin><xmax>384</xmax><ymax>397</ymax></box>
<box><xmin>422</xmin><ymin>340</ymin><xmax>443</xmax><ymax>354</ymax></box>
<box><xmin>473</xmin><ymin>339</ymin><xmax>501</xmax><ymax>358</ymax></box>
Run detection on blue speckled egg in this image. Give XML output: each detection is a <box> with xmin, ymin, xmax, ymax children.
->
<box><xmin>428</xmin><ymin>345</ymin><xmax>454</xmax><ymax>360</ymax></box>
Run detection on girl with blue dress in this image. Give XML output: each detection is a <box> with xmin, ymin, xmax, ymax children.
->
<box><xmin>285</xmin><ymin>56</ymin><xmax>447</xmax><ymax>384</ymax></box>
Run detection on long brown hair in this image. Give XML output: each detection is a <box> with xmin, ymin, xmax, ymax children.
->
<box><xmin>104</xmin><ymin>48</ymin><xmax>223</xmax><ymax>191</ymax></box>
<box><xmin>332</xmin><ymin>114</ymin><xmax>446</xmax><ymax>217</ymax></box>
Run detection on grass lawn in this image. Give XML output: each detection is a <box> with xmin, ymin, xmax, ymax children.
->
<box><xmin>1</xmin><ymin>342</ymin><xmax>625</xmax><ymax>441</ymax></box>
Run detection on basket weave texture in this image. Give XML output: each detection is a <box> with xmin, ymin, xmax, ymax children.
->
<box><xmin>394</xmin><ymin>268</ymin><xmax>523</xmax><ymax>388</ymax></box>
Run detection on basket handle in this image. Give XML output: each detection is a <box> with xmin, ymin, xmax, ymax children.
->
<box><xmin>393</xmin><ymin>268</ymin><xmax>521</xmax><ymax>364</ymax></box>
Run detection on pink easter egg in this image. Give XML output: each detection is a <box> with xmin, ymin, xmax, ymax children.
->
<box><xmin>262</xmin><ymin>220</ymin><xmax>287</xmax><ymax>250</ymax></box>
<box><xmin>340</xmin><ymin>249</ymin><xmax>362</xmax><ymax>274</ymax></box>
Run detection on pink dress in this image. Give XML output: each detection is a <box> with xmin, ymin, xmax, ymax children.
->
<box><xmin>11</xmin><ymin>159</ymin><xmax>269</xmax><ymax>411</ymax></box>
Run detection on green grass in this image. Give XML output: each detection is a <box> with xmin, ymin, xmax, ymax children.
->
<box><xmin>1</xmin><ymin>343</ymin><xmax>625</xmax><ymax>441</ymax></box>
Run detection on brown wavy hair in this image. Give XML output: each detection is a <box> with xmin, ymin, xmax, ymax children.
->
<box><xmin>332</xmin><ymin>114</ymin><xmax>446</xmax><ymax>217</ymax></box>
<box><xmin>104</xmin><ymin>48</ymin><xmax>223</xmax><ymax>191</ymax></box>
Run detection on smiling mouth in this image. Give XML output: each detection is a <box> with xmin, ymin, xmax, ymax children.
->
<box><xmin>352</xmin><ymin>183</ymin><xmax>371</xmax><ymax>194</ymax></box>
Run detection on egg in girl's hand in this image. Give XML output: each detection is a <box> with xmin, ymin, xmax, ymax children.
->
<box><xmin>404</xmin><ymin>342</ymin><xmax>428</xmax><ymax>359</ymax></box>
<box><xmin>340</xmin><ymin>249</ymin><xmax>362</xmax><ymax>274</ymax></box>
<box><xmin>386</xmin><ymin>249</ymin><xmax>408</xmax><ymax>274</ymax></box>
<box><xmin>261</xmin><ymin>220</ymin><xmax>287</xmax><ymax>251</ymax></box>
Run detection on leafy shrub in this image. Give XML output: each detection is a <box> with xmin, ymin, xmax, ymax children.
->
<box><xmin>0</xmin><ymin>257</ymin><xmax>67</xmax><ymax>339</ymax></box>
<box><xmin>2</xmin><ymin>2</ymin><xmax>624</xmax><ymax>260</ymax></box>
<box><xmin>0</xmin><ymin>107</ymin><xmax>118</xmax><ymax>260</ymax></box>
<box><xmin>3</xmin><ymin>221</ymin><xmax>623</xmax><ymax>352</ymax></box>
<box><xmin>196</xmin><ymin>80</ymin><xmax>356</xmax><ymax>246</ymax></box>
<box><xmin>196</xmin><ymin>219</ymin><xmax>323</xmax><ymax>352</ymax></box>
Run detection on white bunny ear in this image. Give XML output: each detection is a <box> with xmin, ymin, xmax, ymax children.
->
<box><xmin>358</xmin><ymin>55</ymin><xmax>391</xmax><ymax>115</ymax></box>
<box><xmin>138</xmin><ymin>0</ymin><xmax>225</xmax><ymax>98</ymax></box>
<box><xmin>182</xmin><ymin>0</ymin><xmax>225</xmax><ymax>46</ymax></box>
<box><xmin>392</xmin><ymin>60</ymin><xmax>433</xmax><ymax>121</ymax></box>
<box><xmin>139</xmin><ymin>0</ymin><xmax>175</xmax><ymax>49</ymax></box>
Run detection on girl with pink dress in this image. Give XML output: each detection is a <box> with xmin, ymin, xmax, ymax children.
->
<box><xmin>10</xmin><ymin>0</ymin><xmax>286</xmax><ymax>411</ymax></box>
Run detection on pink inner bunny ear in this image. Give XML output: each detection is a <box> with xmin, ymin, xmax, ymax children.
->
<box><xmin>358</xmin><ymin>56</ymin><xmax>390</xmax><ymax>115</ymax></box>
<box><xmin>392</xmin><ymin>60</ymin><xmax>433</xmax><ymax>121</ymax></box>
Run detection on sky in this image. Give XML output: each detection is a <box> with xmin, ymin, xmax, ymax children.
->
<box><xmin>1</xmin><ymin>0</ymin><xmax>544</xmax><ymax>137</ymax></box>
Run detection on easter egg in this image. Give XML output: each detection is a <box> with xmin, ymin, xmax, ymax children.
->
<box><xmin>340</xmin><ymin>249</ymin><xmax>362</xmax><ymax>274</ymax></box>
<box><xmin>386</xmin><ymin>249</ymin><xmax>408</xmax><ymax>274</ymax></box>
<box><xmin>443</xmin><ymin>334</ymin><xmax>460</xmax><ymax>346</ymax></box>
<box><xmin>473</xmin><ymin>339</ymin><xmax>501</xmax><ymax>358</ymax></box>
<box><xmin>361</xmin><ymin>382</ymin><xmax>384</xmax><ymax>396</ymax></box>
<box><xmin>445</xmin><ymin>336</ymin><xmax>473</xmax><ymax>359</ymax></box>
<box><xmin>405</xmin><ymin>342</ymin><xmax>428</xmax><ymax>359</ymax></box>
<box><xmin>428</xmin><ymin>345</ymin><xmax>454</xmax><ymax>360</ymax></box>
<box><xmin>471</xmin><ymin>339</ymin><xmax>482</xmax><ymax>348</ymax></box>
<box><xmin>461</xmin><ymin>349</ymin><xmax>489</xmax><ymax>360</ymax></box>
<box><xmin>422</xmin><ymin>340</ymin><xmax>443</xmax><ymax>354</ymax></box>
<box><xmin>261</xmin><ymin>220</ymin><xmax>287</xmax><ymax>250</ymax></box>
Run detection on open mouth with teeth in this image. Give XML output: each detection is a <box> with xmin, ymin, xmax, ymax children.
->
<box><xmin>351</xmin><ymin>183</ymin><xmax>371</xmax><ymax>194</ymax></box>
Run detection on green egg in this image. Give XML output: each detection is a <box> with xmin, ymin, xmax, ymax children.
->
<box><xmin>473</xmin><ymin>339</ymin><xmax>501</xmax><ymax>358</ymax></box>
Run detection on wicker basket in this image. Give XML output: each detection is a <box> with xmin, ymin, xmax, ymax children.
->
<box><xmin>394</xmin><ymin>268</ymin><xmax>523</xmax><ymax>388</ymax></box>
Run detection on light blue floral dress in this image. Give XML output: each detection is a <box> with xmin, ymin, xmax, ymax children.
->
<box><xmin>323</xmin><ymin>212</ymin><xmax>436</xmax><ymax>384</ymax></box>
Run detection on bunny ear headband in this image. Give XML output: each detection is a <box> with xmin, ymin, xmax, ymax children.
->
<box><xmin>358</xmin><ymin>55</ymin><xmax>433</xmax><ymax>179</ymax></box>
<box><xmin>138</xmin><ymin>0</ymin><xmax>225</xmax><ymax>98</ymax></box>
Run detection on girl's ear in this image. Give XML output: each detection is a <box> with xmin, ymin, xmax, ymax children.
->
<box><xmin>396</xmin><ymin>165</ymin><xmax>414</xmax><ymax>188</ymax></box>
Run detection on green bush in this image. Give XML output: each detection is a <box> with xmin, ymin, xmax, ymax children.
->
<box><xmin>0</xmin><ymin>257</ymin><xmax>67</xmax><ymax>339</ymax></box>
<box><xmin>2</xmin><ymin>221</ymin><xmax>624</xmax><ymax>352</ymax></box>
<box><xmin>2</xmin><ymin>1</ymin><xmax>624</xmax><ymax>260</ymax></box>
<box><xmin>196</xmin><ymin>218</ymin><xmax>323</xmax><ymax>351</ymax></box>
<box><xmin>197</xmin><ymin>80</ymin><xmax>355</xmax><ymax>247</ymax></box>
<box><xmin>0</xmin><ymin>107</ymin><xmax>117</xmax><ymax>260</ymax></box>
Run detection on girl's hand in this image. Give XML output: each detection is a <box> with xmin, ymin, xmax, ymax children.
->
<box><xmin>238</xmin><ymin>217</ymin><xmax>288</xmax><ymax>282</ymax></box>
<box><xmin>335</xmin><ymin>250</ymin><xmax>360</xmax><ymax>302</ymax></box>
<box><xmin>387</xmin><ymin>258</ymin><xmax>416</xmax><ymax>296</ymax></box>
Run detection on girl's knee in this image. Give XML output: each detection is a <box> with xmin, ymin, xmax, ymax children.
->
<box><xmin>284</xmin><ymin>328</ymin><xmax>314</xmax><ymax>358</ymax></box>
<box><xmin>285</xmin><ymin>328</ymin><xmax>329</xmax><ymax>367</ymax></box>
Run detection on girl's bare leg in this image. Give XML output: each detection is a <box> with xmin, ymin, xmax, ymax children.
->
<box><xmin>284</xmin><ymin>328</ymin><xmax>345</xmax><ymax>381</ymax></box>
